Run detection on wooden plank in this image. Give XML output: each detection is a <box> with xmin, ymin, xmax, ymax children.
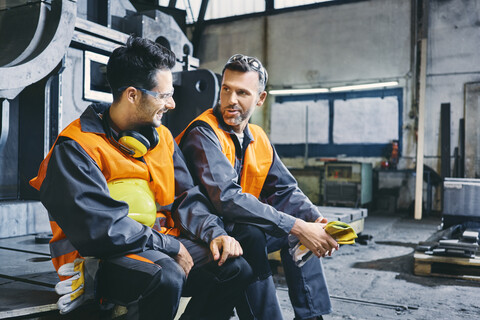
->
<box><xmin>426</xmin><ymin>273</ymin><xmax>480</xmax><ymax>282</ymax></box>
<box><xmin>414</xmin><ymin>251</ymin><xmax>480</xmax><ymax>281</ymax></box>
<box><xmin>349</xmin><ymin>219</ymin><xmax>364</xmax><ymax>234</ymax></box>
<box><xmin>414</xmin><ymin>252</ymin><xmax>480</xmax><ymax>266</ymax></box>
<box><xmin>414</xmin><ymin>38</ymin><xmax>427</xmax><ymax>220</ymax></box>
<box><xmin>414</xmin><ymin>261</ymin><xmax>431</xmax><ymax>275</ymax></box>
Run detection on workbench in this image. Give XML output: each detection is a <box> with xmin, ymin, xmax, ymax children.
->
<box><xmin>0</xmin><ymin>235</ymin><xmax>58</xmax><ymax>319</ymax></box>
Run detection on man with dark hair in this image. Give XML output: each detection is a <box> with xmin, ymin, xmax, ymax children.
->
<box><xmin>176</xmin><ymin>54</ymin><xmax>338</xmax><ymax>320</ymax></box>
<box><xmin>30</xmin><ymin>37</ymin><xmax>252</xmax><ymax>320</ymax></box>
<box><xmin>107</xmin><ymin>37</ymin><xmax>176</xmax><ymax>102</ymax></box>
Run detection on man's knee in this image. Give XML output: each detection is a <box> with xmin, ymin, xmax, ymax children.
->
<box><xmin>230</xmin><ymin>224</ymin><xmax>272</xmax><ymax>280</ymax></box>
<box><xmin>232</xmin><ymin>224</ymin><xmax>267</xmax><ymax>249</ymax></box>
<box><xmin>216</xmin><ymin>256</ymin><xmax>253</xmax><ymax>286</ymax></box>
<box><xmin>153</xmin><ymin>258</ymin><xmax>186</xmax><ymax>296</ymax></box>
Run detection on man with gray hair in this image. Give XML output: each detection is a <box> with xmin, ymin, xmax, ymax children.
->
<box><xmin>176</xmin><ymin>54</ymin><xmax>338</xmax><ymax>320</ymax></box>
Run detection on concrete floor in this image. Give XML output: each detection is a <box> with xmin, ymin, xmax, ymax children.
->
<box><xmin>268</xmin><ymin>211</ymin><xmax>480</xmax><ymax>320</ymax></box>
<box><xmin>2</xmin><ymin>211</ymin><xmax>480</xmax><ymax>319</ymax></box>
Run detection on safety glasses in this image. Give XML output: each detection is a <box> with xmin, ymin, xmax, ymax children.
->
<box><xmin>118</xmin><ymin>86</ymin><xmax>174</xmax><ymax>101</ymax></box>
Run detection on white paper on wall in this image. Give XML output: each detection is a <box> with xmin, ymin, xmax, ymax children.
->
<box><xmin>333</xmin><ymin>96</ymin><xmax>399</xmax><ymax>144</ymax></box>
<box><xmin>270</xmin><ymin>100</ymin><xmax>329</xmax><ymax>144</ymax></box>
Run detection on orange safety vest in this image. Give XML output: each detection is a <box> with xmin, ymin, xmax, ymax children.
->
<box><xmin>30</xmin><ymin>118</ymin><xmax>179</xmax><ymax>278</ymax></box>
<box><xmin>176</xmin><ymin>109</ymin><xmax>273</xmax><ymax>199</ymax></box>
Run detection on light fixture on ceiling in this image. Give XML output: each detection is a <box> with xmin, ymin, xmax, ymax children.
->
<box><xmin>268</xmin><ymin>81</ymin><xmax>399</xmax><ymax>96</ymax></box>
<box><xmin>269</xmin><ymin>88</ymin><xmax>329</xmax><ymax>95</ymax></box>
<box><xmin>330</xmin><ymin>81</ymin><xmax>399</xmax><ymax>92</ymax></box>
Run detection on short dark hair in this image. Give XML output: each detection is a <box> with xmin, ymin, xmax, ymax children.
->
<box><xmin>107</xmin><ymin>36</ymin><xmax>176</xmax><ymax>101</ymax></box>
<box><xmin>222</xmin><ymin>54</ymin><xmax>268</xmax><ymax>92</ymax></box>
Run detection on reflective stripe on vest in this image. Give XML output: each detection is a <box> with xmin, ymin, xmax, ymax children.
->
<box><xmin>30</xmin><ymin>118</ymin><xmax>179</xmax><ymax>276</ymax></box>
<box><xmin>176</xmin><ymin>109</ymin><xmax>273</xmax><ymax>198</ymax></box>
<box><xmin>50</xmin><ymin>236</ymin><xmax>77</xmax><ymax>259</ymax></box>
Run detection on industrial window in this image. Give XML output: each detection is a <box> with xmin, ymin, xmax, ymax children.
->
<box><xmin>83</xmin><ymin>51</ymin><xmax>112</xmax><ymax>103</ymax></box>
<box><xmin>161</xmin><ymin>0</ymin><xmax>347</xmax><ymax>23</ymax></box>
<box><xmin>271</xmin><ymin>88</ymin><xmax>402</xmax><ymax>157</ymax></box>
<box><xmin>167</xmin><ymin>0</ymin><xmax>264</xmax><ymax>23</ymax></box>
<box><xmin>274</xmin><ymin>0</ymin><xmax>333</xmax><ymax>9</ymax></box>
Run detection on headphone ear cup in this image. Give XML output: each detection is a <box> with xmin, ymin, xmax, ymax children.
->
<box><xmin>139</xmin><ymin>126</ymin><xmax>159</xmax><ymax>150</ymax></box>
<box><xmin>118</xmin><ymin>131</ymin><xmax>150</xmax><ymax>158</ymax></box>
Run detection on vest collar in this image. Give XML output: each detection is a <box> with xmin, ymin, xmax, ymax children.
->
<box><xmin>80</xmin><ymin>103</ymin><xmax>111</xmax><ymax>134</ymax></box>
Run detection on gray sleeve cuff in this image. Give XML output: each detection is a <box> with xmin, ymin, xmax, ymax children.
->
<box><xmin>277</xmin><ymin>211</ymin><xmax>297</xmax><ymax>234</ymax></box>
<box><xmin>311</xmin><ymin>207</ymin><xmax>323</xmax><ymax>222</ymax></box>
<box><xmin>152</xmin><ymin>232</ymin><xmax>181</xmax><ymax>256</ymax></box>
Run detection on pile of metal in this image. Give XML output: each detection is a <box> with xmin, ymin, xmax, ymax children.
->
<box><xmin>423</xmin><ymin>230</ymin><xmax>479</xmax><ymax>258</ymax></box>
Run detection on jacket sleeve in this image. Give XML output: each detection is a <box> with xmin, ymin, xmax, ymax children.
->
<box><xmin>260</xmin><ymin>148</ymin><xmax>322</xmax><ymax>223</ymax></box>
<box><xmin>180</xmin><ymin>126</ymin><xmax>297</xmax><ymax>237</ymax></box>
<box><xmin>171</xmin><ymin>142</ymin><xmax>228</xmax><ymax>244</ymax></box>
<box><xmin>40</xmin><ymin>139</ymin><xmax>180</xmax><ymax>258</ymax></box>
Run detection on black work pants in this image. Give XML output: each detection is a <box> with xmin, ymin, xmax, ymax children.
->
<box><xmin>97</xmin><ymin>238</ymin><xmax>252</xmax><ymax>320</ymax></box>
<box><xmin>229</xmin><ymin>223</ymin><xmax>271</xmax><ymax>281</ymax></box>
<box><xmin>229</xmin><ymin>224</ymin><xmax>284</xmax><ymax>320</ymax></box>
<box><xmin>178</xmin><ymin>237</ymin><xmax>253</xmax><ymax>320</ymax></box>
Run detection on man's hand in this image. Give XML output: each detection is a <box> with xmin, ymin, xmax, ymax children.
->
<box><xmin>315</xmin><ymin>216</ymin><xmax>328</xmax><ymax>224</ymax></box>
<box><xmin>174</xmin><ymin>242</ymin><xmax>194</xmax><ymax>277</ymax></box>
<box><xmin>55</xmin><ymin>257</ymin><xmax>99</xmax><ymax>314</ymax></box>
<box><xmin>210</xmin><ymin>235</ymin><xmax>243</xmax><ymax>266</ymax></box>
<box><xmin>290</xmin><ymin>219</ymin><xmax>338</xmax><ymax>257</ymax></box>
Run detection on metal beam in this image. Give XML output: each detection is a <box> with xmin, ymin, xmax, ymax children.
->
<box><xmin>168</xmin><ymin>0</ymin><xmax>177</xmax><ymax>8</ymax></box>
<box><xmin>192</xmin><ymin>0</ymin><xmax>210</xmax><ymax>56</ymax></box>
<box><xmin>0</xmin><ymin>99</ymin><xmax>9</xmax><ymax>154</ymax></box>
<box><xmin>266</xmin><ymin>0</ymin><xmax>274</xmax><ymax>11</ymax></box>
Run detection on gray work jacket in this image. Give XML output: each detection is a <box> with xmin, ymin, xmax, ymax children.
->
<box><xmin>178</xmin><ymin>108</ymin><xmax>322</xmax><ymax>237</ymax></box>
<box><xmin>39</xmin><ymin>103</ymin><xmax>227</xmax><ymax>259</ymax></box>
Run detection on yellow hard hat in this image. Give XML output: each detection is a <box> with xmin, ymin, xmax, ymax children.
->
<box><xmin>107</xmin><ymin>178</ymin><xmax>156</xmax><ymax>227</ymax></box>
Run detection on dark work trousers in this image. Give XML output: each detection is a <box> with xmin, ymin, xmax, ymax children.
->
<box><xmin>267</xmin><ymin>235</ymin><xmax>332</xmax><ymax>319</ymax></box>
<box><xmin>178</xmin><ymin>237</ymin><xmax>253</xmax><ymax>320</ymax></box>
<box><xmin>229</xmin><ymin>224</ymin><xmax>284</xmax><ymax>320</ymax></box>
<box><xmin>97</xmin><ymin>237</ymin><xmax>252</xmax><ymax>320</ymax></box>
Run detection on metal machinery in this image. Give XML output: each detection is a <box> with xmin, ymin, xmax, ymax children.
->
<box><xmin>442</xmin><ymin>178</ymin><xmax>480</xmax><ymax>228</ymax></box>
<box><xmin>0</xmin><ymin>0</ymin><xmax>220</xmax><ymax>238</ymax></box>
<box><xmin>324</xmin><ymin>161</ymin><xmax>373</xmax><ymax>207</ymax></box>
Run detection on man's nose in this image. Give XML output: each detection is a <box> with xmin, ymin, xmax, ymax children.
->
<box><xmin>165</xmin><ymin>96</ymin><xmax>175</xmax><ymax>110</ymax></box>
<box><xmin>228</xmin><ymin>92</ymin><xmax>238</xmax><ymax>105</ymax></box>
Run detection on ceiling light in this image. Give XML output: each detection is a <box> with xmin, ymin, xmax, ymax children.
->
<box><xmin>269</xmin><ymin>88</ymin><xmax>329</xmax><ymax>95</ymax></box>
<box><xmin>330</xmin><ymin>81</ymin><xmax>399</xmax><ymax>92</ymax></box>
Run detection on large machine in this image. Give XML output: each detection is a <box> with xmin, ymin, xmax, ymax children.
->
<box><xmin>0</xmin><ymin>0</ymin><xmax>220</xmax><ymax>238</ymax></box>
<box><xmin>323</xmin><ymin>161</ymin><xmax>373</xmax><ymax>207</ymax></box>
<box><xmin>442</xmin><ymin>178</ymin><xmax>480</xmax><ymax>228</ymax></box>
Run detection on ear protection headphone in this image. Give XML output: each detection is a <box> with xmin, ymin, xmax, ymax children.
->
<box><xmin>102</xmin><ymin>108</ymin><xmax>159</xmax><ymax>158</ymax></box>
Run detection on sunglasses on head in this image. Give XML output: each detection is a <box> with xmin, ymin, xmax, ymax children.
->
<box><xmin>227</xmin><ymin>54</ymin><xmax>266</xmax><ymax>80</ymax></box>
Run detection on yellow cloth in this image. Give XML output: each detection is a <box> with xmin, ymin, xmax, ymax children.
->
<box><xmin>324</xmin><ymin>221</ymin><xmax>358</xmax><ymax>244</ymax></box>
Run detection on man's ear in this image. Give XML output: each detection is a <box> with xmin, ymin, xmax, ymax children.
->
<box><xmin>257</xmin><ymin>91</ymin><xmax>267</xmax><ymax>107</ymax></box>
<box><xmin>125</xmin><ymin>87</ymin><xmax>139</xmax><ymax>104</ymax></box>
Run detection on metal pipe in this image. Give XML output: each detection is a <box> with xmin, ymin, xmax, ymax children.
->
<box><xmin>0</xmin><ymin>99</ymin><xmax>10</xmax><ymax>153</ymax></box>
<box><xmin>304</xmin><ymin>105</ymin><xmax>309</xmax><ymax>167</ymax></box>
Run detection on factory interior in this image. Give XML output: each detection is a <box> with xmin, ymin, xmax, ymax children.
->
<box><xmin>0</xmin><ymin>0</ymin><xmax>479</xmax><ymax>319</ymax></box>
